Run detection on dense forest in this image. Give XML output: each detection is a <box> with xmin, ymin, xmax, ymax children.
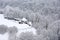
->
<box><xmin>0</xmin><ymin>0</ymin><xmax>60</xmax><ymax>40</ymax></box>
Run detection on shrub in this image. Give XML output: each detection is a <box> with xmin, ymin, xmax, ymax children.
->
<box><xmin>0</xmin><ymin>24</ymin><xmax>8</xmax><ymax>34</ymax></box>
<box><xmin>8</xmin><ymin>26</ymin><xmax>18</xmax><ymax>34</ymax></box>
<box><xmin>48</xmin><ymin>20</ymin><xmax>60</xmax><ymax>40</ymax></box>
<box><xmin>8</xmin><ymin>26</ymin><xmax>18</xmax><ymax>40</ymax></box>
<box><xmin>18</xmin><ymin>32</ymin><xmax>35</xmax><ymax>40</ymax></box>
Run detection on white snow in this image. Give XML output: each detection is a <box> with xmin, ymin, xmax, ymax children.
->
<box><xmin>0</xmin><ymin>14</ymin><xmax>36</xmax><ymax>40</ymax></box>
<box><xmin>0</xmin><ymin>33</ymin><xmax>9</xmax><ymax>40</ymax></box>
<box><xmin>0</xmin><ymin>14</ymin><xmax>30</xmax><ymax>29</ymax></box>
<box><xmin>28</xmin><ymin>22</ymin><xmax>32</xmax><ymax>26</ymax></box>
<box><xmin>21</xmin><ymin>18</ymin><xmax>27</xmax><ymax>22</ymax></box>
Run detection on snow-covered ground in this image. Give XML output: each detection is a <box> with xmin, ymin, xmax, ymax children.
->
<box><xmin>0</xmin><ymin>14</ymin><xmax>36</xmax><ymax>40</ymax></box>
<box><xmin>0</xmin><ymin>33</ymin><xmax>9</xmax><ymax>40</ymax></box>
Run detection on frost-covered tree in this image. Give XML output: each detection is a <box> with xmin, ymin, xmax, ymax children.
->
<box><xmin>0</xmin><ymin>24</ymin><xmax>8</xmax><ymax>34</ymax></box>
<box><xmin>34</xmin><ymin>29</ymin><xmax>58</xmax><ymax>40</ymax></box>
<box><xmin>4</xmin><ymin>6</ymin><xmax>34</xmax><ymax>20</ymax></box>
<box><xmin>32</xmin><ymin>14</ymin><xmax>47</xmax><ymax>35</ymax></box>
<box><xmin>32</xmin><ymin>13</ymin><xmax>47</xmax><ymax>28</ymax></box>
<box><xmin>48</xmin><ymin>20</ymin><xmax>60</xmax><ymax>34</ymax></box>
<box><xmin>34</xmin><ymin>34</ymin><xmax>50</xmax><ymax>40</ymax></box>
<box><xmin>41</xmin><ymin>7</ymin><xmax>58</xmax><ymax>16</ymax></box>
<box><xmin>58</xmin><ymin>30</ymin><xmax>60</xmax><ymax>40</ymax></box>
<box><xmin>0</xmin><ymin>9</ymin><xmax>4</xmax><ymax>14</ymax></box>
<box><xmin>47</xmin><ymin>29</ymin><xmax>58</xmax><ymax>40</ymax></box>
<box><xmin>4</xmin><ymin>6</ymin><xmax>15</xmax><ymax>18</ymax></box>
<box><xmin>48</xmin><ymin>20</ymin><xmax>60</xmax><ymax>40</ymax></box>
<box><xmin>38</xmin><ymin>29</ymin><xmax>58</xmax><ymax>40</ymax></box>
<box><xmin>45</xmin><ymin>14</ymin><xmax>59</xmax><ymax>26</ymax></box>
<box><xmin>4</xmin><ymin>6</ymin><xmax>21</xmax><ymax>18</ymax></box>
<box><xmin>26</xmin><ymin>12</ymin><xmax>36</xmax><ymax>23</ymax></box>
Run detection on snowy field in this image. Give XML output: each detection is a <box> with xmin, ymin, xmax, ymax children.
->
<box><xmin>0</xmin><ymin>14</ymin><xmax>36</xmax><ymax>40</ymax></box>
